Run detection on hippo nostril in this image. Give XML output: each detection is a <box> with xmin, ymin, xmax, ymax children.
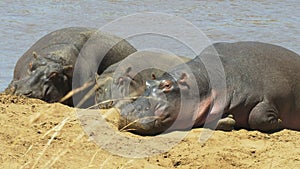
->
<box><xmin>136</xmin><ymin>105</ymin><xmax>142</xmax><ymax>111</ymax></box>
<box><xmin>121</xmin><ymin>104</ymin><xmax>134</xmax><ymax>116</ymax></box>
<box><xmin>154</xmin><ymin>119</ymin><xmax>162</xmax><ymax>128</ymax></box>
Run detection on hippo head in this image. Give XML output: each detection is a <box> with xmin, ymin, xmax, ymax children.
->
<box><xmin>118</xmin><ymin>72</ymin><xmax>193</xmax><ymax>135</ymax></box>
<box><xmin>95</xmin><ymin>73</ymin><xmax>113</xmax><ymax>108</ymax></box>
<box><xmin>95</xmin><ymin>66</ymin><xmax>150</xmax><ymax>109</ymax></box>
<box><xmin>7</xmin><ymin>53</ymin><xmax>73</xmax><ymax>105</ymax></box>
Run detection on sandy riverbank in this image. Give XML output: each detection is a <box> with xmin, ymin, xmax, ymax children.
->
<box><xmin>0</xmin><ymin>94</ymin><xmax>299</xmax><ymax>168</ymax></box>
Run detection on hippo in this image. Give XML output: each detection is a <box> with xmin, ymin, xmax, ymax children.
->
<box><xmin>5</xmin><ymin>27</ymin><xmax>136</xmax><ymax>106</ymax></box>
<box><xmin>119</xmin><ymin>41</ymin><xmax>300</xmax><ymax>135</ymax></box>
<box><xmin>94</xmin><ymin>51</ymin><xmax>190</xmax><ymax>109</ymax></box>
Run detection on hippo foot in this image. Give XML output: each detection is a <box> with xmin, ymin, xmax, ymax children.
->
<box><xmin>216</xmin><ymin>114</ymin><xmax>236</xmax><ymax>131</ymax></box>
<box><xmin>248</xmin><ymin>101</ymin><xmax>284</xmax><ymax>133</ymax></box>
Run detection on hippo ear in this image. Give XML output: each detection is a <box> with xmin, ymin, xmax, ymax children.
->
<box><xmin>178</xmin><ymin>73</ymin><xmax>187</xmax><ymax>84</ymax></box>
<box><xmin>151</xmin><ymin>74</ymin><xmax>156</xmax><ymax>80</ymax></box>
<box><xmin>125</xmin><ymin>67</ymin><xmax>132</xmax><ymax>74</ymax></box>
<box><xmin>115</xmin><ymin>67</ymin><xmax>134</xmax><ymax>86</ymax></box>
<box><xmin>63</xmin><ymin>65</ymin><xmax>73</xmax><ymax>78</ymax></box>
<box><xmin>33</xmin><ymin>51</ymin><xmax>38</xmax><ymax>59</ymax></box>
<box><xmin>177</xmin><ymin>73</ymin><xmax>190</xmax><ymax>89</ymax></box>
<box><xmin>117</xmin><ymin>77</ymin><xmax>125</xmax><ymax>86</ymax></box>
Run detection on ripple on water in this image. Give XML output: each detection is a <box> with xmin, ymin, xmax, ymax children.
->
<box><xmin>0</xmin><ymin>0</ymin><xmax>299</xmax><ymax>91</ymax></box>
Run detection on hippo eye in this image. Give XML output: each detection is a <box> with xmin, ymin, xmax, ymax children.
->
<box><xmin>161</xmin><ymin>80</ymin><xmax>173</xmax><ymax>92</ymax></box>
<box><xmin>29</xmin><ymin>63</ymin><xmax>38</xmax><ymax>72</ymax></box>
<box><xmin>163</xmin><ymin>81</ymin><xmax>172</xmax><ymax>89</ymax></box>
<box><xmin>164</xmin><ymin>84</ymin><xmax>171</xmax><ymax>88</ymax></box>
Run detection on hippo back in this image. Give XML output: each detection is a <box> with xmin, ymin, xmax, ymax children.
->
<box><xmin>13</xmin><ymin>27</ymin><xmax>96</xmax><ymax>80</ymax></box>
<box><xmin>95</xmin><ymin>51</ymin><xmax>190</xmax><ymax>108</ymax></box>
<box><xmin>6</xmin><ymin>27</ymin><xmax>137</xmax><ymax>106</ymax></box>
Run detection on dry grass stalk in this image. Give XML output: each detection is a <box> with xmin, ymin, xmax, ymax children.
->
<box><xmin>20</xmin><ymin>159</ymin><xmax>32</xmax><ymax>169</ymax></box>
<box><xmin>23</xmin><ymin>144</ymin><xmax>33</xmax><ymax>157</ymax></box>
<box><xmin>86</xmin><ymin>149</ymin><xmax>100</xmax><ymax>168</ymax></box>
<box><xmin>119</xmin><ymin>116</ymin><xmax>158</xmax><ymax>132</ymax></box>
<box><xmin>101</xmin><ymin>107</ymin><xmax>119</xmax><ymax>119</ymax></box>
<box><xmin>42</xmin><ymin>133</ymin><xmax>85</xmax><ymax>168</ymax></box>
<box><xmin>90</xmin><ymin>97</ymin><xmax>139</xmax><ymax>109</ymax></box>
<box><xmin>31</xmin><ymin>117</ymin><xmax>70</xmax><ymax>169</ymax></box>
<box><xmin>120</xmin><ymin>159</ymin><xmax>135</xmax><ymax>169</ymax></box>
<box><xmin>29</xmin><ymin>112</ymin><xmax>42</xmax><ymax>124</ymax></box>
<box><xmin>76</xmin><ymin>82</ymin><xmax>99</xmax><ymax>108</ymax></box>
<box><xmin>99</xmin><ymin>154</ymin><xmax>113</xmax><ymax>169</ymax></box>
<box><xmin>59</xmin><ymin>81</ymin><xmax>94</xmax><ymax>103</ymax></box>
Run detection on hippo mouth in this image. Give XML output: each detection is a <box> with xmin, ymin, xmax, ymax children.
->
<box><xmin>118</xmin><ymin>115</ymin><xmax>161</xmax><ymax>136</ymax></box>
<box><xmin>118</xmin><ymin>113</ymin><xmax>174</xmax><ymax>135</ymax></box>
<box><xmin>118</xmin><ymin>98</ymin><xmax>174</xmax><ymax>135</ymax></box>
<box><xmin>4</xmin><ymin>84</ymin><xmax>16</xmax><ymax>95</ymax></box>
<box><xmin>7</xmin><ymin>79</ymin><xmax>33</xmax><ymax>97</ymax></box>
<box><xmin>23</xmin><ymin>90</ymin><xmax>33</xmax><ymax>97</ymax></box>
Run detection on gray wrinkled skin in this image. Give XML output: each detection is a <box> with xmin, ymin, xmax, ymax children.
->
<box><xmin>120</xmin><ymin>42</ymin><xmax>300</xmax><ymax>135</ymax></box>
<box><xmin>95</xmin><ymin>51</ymin><xmax>190</xmax><ymax>109</ymax></box>
<box><xmin>119</xmin><ymin>72</ymin><xmax>183</xmax><ymax>135</ymax></box>
<box><xmin>7</xmin><ymin>53</ymin><xmax>74</xmax><ymax>105</ymax></box>
<box><xmin>5</xmin><ymin>27</ymin><xmax>136</xmax><ymax>106</ymax></box>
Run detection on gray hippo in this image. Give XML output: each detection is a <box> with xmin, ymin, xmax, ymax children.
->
<box><xmin>119</xmin><ymin>41</ymin><xmax>300</xmax><ymax>135</ymax></box>
<box><xmin>5</xmin><ymin>27</ymin><xmax>136</xmax><ymax>106</ymax></box>
<box><xmin>95</xmin><ymin>51</ymin><xmax>190</xmax><ymax>109</ymax></box>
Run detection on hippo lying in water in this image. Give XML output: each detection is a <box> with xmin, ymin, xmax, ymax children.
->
<box><xmin>95</xmin><ymin>51</ymin><xmax>190</xmax><ymax>108</ymax></box>
<box><xmin>119</xmin><ymin>41</ymin><xmax>300</xmax><ymax>135</ymax></box>
<box><xmin>5</xmin><ymin>27</ymin><xmax>136</xmax><ymax>106</ymax></box>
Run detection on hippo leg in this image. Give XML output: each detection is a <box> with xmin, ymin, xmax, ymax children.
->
<box><xmin>215</xmin><ymin>114</ymin><xmax>236</xmax><ymax>131</ymax></box>
<box><xmin>248</xmin><ymin>102</ymin><xmax>283</xmax><ymax>132</ymax></box>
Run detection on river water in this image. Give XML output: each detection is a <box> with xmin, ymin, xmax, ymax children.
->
<box><xmin>0</xmin><ymin>0</ymin><xmax>299</xmax><ymax>91</ymax></box>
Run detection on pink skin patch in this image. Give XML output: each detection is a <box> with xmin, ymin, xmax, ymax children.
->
<box><xmin>193</xmin><ymin>95</ymin><xmax>212</xmax><ymax>126</ymax></box>
<box><xmin>154</xmin><ymin>103</ymin><xmax>168</xmax><ymax>117</ymax></box>
<box><xmin>193</xmin><ymin>89</ymin><xmax>224</xmax><ymax>126</ymax></box>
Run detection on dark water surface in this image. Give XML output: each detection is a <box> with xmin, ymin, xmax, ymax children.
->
<box><xmin>0</xmin><ymin>0</ymin><xmax>299</xmax><ymax>91</ymax></box>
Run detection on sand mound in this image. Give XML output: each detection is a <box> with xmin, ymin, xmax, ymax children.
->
<box><xmin>0</xmin><ymin>94</ymin><xmax>299</xmax><ymax>168</ymax></box>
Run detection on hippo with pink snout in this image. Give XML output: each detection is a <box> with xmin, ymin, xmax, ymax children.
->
<box><xmin>119</xmin><ymin>41</ymin><xmax>300</xmax><ymax>135</ymax></box>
